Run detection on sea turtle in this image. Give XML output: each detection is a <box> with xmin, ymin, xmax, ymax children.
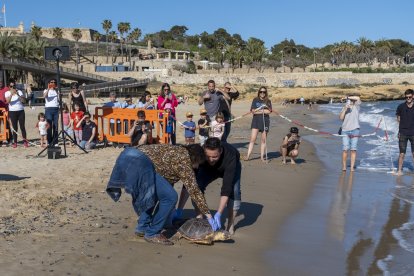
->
<box><xmin>173</xmin><ymin>218</ymin><xmax>232</xmax><ymax>245</ymax></box>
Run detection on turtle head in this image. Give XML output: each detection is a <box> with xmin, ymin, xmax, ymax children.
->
<box><xmin>213</xmin><ymin>230</ymin><xmax>232</xmax><ymax>241</ymax></box>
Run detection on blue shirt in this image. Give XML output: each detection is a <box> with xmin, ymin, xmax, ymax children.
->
<box><xmin>183</xmin><ymin>121</ymin><xmax>196</xmax><ymax>138</ymax></box>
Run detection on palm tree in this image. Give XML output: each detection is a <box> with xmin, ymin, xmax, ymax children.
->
<box><xmin>356</xmin><ymin>37</ymin><xmax>374</xmax><ymax>66</ymax></box>
<box><xmin>126</xmin><ymin>28</ymin><xmax>141</xmax><ymax>62</ymax></box>
<box><xmin>224</xmin><ymin>44</ymin><xmax>240</xmax><ymax>72</ymax></box>
<box><xmin>375</xmin><ymin>39</ymin><xmax>392</xmax><ymax>66</ymax></box>
<box><xmin>117</xmin><ymin>22</ymin><xmax>131</xmax><ymax>62</ymax></box>
<box><xmin>102</xmin><ymin>19</ymin><xmax>112</xmax><ymax>63</ymax></box>
<box><xmin>108</xmin><ymin>31</ymin><xmax>117</xmax><ymax>63</ymax></box>
<box><xmin>30</xmin><ymin>25</ymin><xmax>43</xmax><ymax>42</ymax></box>
<box><xmin>52</xmin><ymin>27</ymin><xmax>63</xmax><ymax>46</ymax></box>
<box><xmin>0</xmin><ymin>31</ymin><xmax>16</xmax><ymax>58</ymax></box>
<box><xmin>244</xmin><ymin>38</ymin><xmax>266</xmax><ymax>72</ymax></box>
<box><xmin>93</xmin><ymin>32</ymin><xmax>102</xmax><ymax>58</ymax></box>
<box><xmin>72</xmin><ymin>28</ymin><xmax>83</xmax><ymax>71</ymax></box>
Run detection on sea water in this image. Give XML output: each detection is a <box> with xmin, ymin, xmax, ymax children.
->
<box><xmin>267</xmin><ymin>101</ymin><xmax>414</xmax><ymax>275</ymax></box>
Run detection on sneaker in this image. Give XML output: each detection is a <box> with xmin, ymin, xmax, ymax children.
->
<box><xmin>23</xmin><ymin>140</ymin><xmax>29</xmax><ymax>148</ymax></box>
<box><xmin>135</xmin><ymin>231</ymin><xmax>145</xmax><ymax>237</ymax></box>
<box><xmin>144</xmin><ymin>234</ymin><xmax>174</xmax><ymax>246</ymax></box>
<box><xmin>12</xmin><ymin>143</ymin><xmax>17</xmax><ymax>148</ymax></box>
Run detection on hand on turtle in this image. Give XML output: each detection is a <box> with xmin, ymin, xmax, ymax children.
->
<box><xmin>207</xmin><ymin>217</ymin><xmax>218</xmax><ymax>231</ymax></box>
<box><xmin>214</xmin><ymin>212</ymin><xmax>222</xmax><ymax>229</ymax></box>
<box><xmin>172</xmin><ymin>208</ymin><xmax>183</xmax><ymax>221</ymax></box>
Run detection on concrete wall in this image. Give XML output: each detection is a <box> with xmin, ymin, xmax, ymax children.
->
<box><xmin>90</xmin><ymin>71</ymin><xmax>414</xmax><ymax>87</ymax></box>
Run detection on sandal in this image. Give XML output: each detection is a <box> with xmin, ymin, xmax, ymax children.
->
<box><xmin>144</xmin><ymin>234</ymin><xmax>174</xmax><ymax>246</ymax></box>
<box><xmin>135</xmin><ymin>231</ymin><xmax>144</xmax><ymax>237</ymax></box>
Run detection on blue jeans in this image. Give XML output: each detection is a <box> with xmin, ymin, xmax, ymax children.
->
<box><xmin>136</xmin><ymin>174</ymin><xmax>177</xmax><ymax>237</ymax></box>
<box><xmin>80</xmin><ymin>140</ymin><xmax>96</xmax><ymax>149</ymax></box>
<box><xmin>342</xmin><ymin>128</ymin><xmax>359</xmax><ymax>151</ymax></box>
<box><xmin>45</xmin><ymin>107</ymin><xmax>59</xmax><ymax>144</ymax></box>
<box><xmin>196</xmin><ymin>161</ymin><xmax>241</xmax><ymax>210</ymax></box>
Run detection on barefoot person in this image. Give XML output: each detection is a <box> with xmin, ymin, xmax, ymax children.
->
<box><xmin>396</xmin><ymin>89</ymin><xmax>414</xmax><ymax>175</ymax></box>
<box><xmin>245</xmin><ymin>86</ymin><xmax>272</xmax><ymax>162</ymax></box>
<box><xmin>280</xmin><ymin>127</ymin><xmax>301</xmax><ymax>164</ymax></box>
<box><xmin>339</xmin><ymin>95</ymin><xmax>361</xmax><ymax>171</ymax></box>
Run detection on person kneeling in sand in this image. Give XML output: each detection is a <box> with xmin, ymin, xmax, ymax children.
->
<box><xmin>280</xmin><ymin>127</ymin><xmax>301</xmax><ymax>164</ymax></box>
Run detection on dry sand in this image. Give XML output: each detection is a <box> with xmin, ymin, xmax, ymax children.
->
<box><xmin>0</xmin><ymin>101</ymin><xmax>323</xmax><ymax>275</ymax></box>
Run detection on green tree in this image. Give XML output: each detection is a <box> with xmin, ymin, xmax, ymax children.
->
<box><xmin>117</xmin><ymin>22</ymin><xmax>131</xmax><ymax>62</ymax></box>
<box><xmin>72</xmin><ymin>28</ymin><xmax>83</xmax><ymax>71</ymax></box>
<box><xmin>244</xmin><ymin>37</ymin><xmax>266</xmax><ymax>72</ymax></box>
<box><xmin>52</xmin><ymin>27</ymin><xmax>63</xmax><ymax>46</ymax></box>
<box><xmin>170</xmin><ymin>25</ymin><xmax>188</xmax><ymax>41</ymax></box>
<box><xmin>30</xmin><ymin>25</ymin><xmax>42</xmax><ymax>42</ymax></box>
<box><xmin>108</xmin><ymin>31</ymin><xmax>118</xmax><ymax>63</ymax></box>
<box><xmin>93</xmin><ymin>32</ymin><xmax>102</xmax><ymax>58</ymax></box>
<box><xmin>102</xmin><ymin>19</ymin><xmax>112</xmax><ymax>63</ymax></box>
<box><xmin>0</xmin><ymin>31</ymin><xmax>16</xmax><ymax>58</ymax></box>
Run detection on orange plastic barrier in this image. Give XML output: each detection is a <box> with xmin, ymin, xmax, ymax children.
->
<box><xmin>94</xmin><ymin>107</ymin><xmax>168</xmax><ymax>145</ymax></box>
<box><xmin>0</xmin><ymin>107</ymin><xmax>9</xmax><ymax>141</ymax></box>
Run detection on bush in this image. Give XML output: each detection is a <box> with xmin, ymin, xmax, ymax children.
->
<box><xmin>172</xmin><ymin>61</ymin><xmax>197</xmax><ymax>74</ymax></box>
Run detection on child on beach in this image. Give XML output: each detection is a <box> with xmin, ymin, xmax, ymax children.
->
<box><xmin>181</xmin><ymin>111</ymin><xmax>196</xmax><ymax>145</ymax></box>
<box><xmin>70</xmin><ymin>103</ymin><xmax>84</xmax><ymax>145</ymax></box>
<box><xmin>62</xmin><ymin>103</ymin><xmax>73</xmax><ymax>139</ymax></box>
<box><xmin>164</xmin><ymin>103</ymin><xmax>175</xmax><ymax>144</ymax></box>
<box><xmin>35</xmin><ymin>112</ymin><xmax>49</xmax><ymax>147</ymax></box>
<box><xmin>210</xmin><ymin>112</ymin><xmax>225</xmax><ymax>140</ymax></box>
<box><xmin>198</xmin><ymin>108</ymin><xmax>210</xmax><ymax>146</ymax></box>
<box><xmin>280</xmin><ymin>127</ymin><xmax>301</xmax><ymax>164</ymax></box>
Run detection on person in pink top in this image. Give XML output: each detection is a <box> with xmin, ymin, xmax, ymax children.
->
<box><xmin>157</xmin><ymin>83</ymin><xmax>178</xmax><ymax>144</ymax></box>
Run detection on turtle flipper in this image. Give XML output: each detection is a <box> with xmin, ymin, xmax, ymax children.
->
<box><xmin>171</xmin><ymin>232</ymin><xmax>183</xmax><ymax>242</ymax></box>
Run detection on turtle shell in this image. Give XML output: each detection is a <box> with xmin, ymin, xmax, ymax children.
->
<box><xmin>178</xmin><ymin>218</ymin><xmax>213</xmax><ymax>240</ymax></box>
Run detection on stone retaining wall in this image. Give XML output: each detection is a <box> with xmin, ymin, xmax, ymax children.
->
<box><xmin>94</xmin><ymin>71</ymin><xmax>414</xmax><ymax>87</ymax></box>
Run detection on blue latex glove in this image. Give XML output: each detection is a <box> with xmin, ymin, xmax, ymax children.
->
<box><xmin>214</xmin><ymin>212</ymin><xmax>222</xmax><ymax>230</ymax></box>
<box><xmin>207</xmin><ymin>217</ymin><xmax>218</xmax><ymax>231</ymax></box>
<box><xmin>172</xmin><ymin>208</ymin><xmax>183</xmax><ymax>221</ymax></box>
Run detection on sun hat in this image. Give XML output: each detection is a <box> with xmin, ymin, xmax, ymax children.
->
<box><xmin>186</xmin><ymin>112</ymin><xmax>193</xmax><ymax>117</ymax></box>
<box><xmin>164</xmin><ymin>103</ymin><xmax>172</xmax><ymax>110</ymax></box>
<box><xmin>200</xmin><ymin>108</ymin><xmax>207</xmax><ymax>115</ymax></box>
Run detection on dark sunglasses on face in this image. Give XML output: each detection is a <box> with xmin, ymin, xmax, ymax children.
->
<box><xmin>259</xmin><ymin>91</ymin><xmax>267</xmax><ymax>93</ymax></box>
<box><xmin>406</xmin><ymin>96</ymin><xmax>413</xmax><ymax>99</ymax></box>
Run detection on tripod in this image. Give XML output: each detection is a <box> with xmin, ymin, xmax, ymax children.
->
<box><xmin>38</xmin><ymin>53</ymin><xmax>88</xmax><ymax>157</ymax></box>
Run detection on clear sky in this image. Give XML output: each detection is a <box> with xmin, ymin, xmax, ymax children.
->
<box><xmin>4</xmin><ymin>0</ymin><xmax>413</xmax><ymax>48</ymax></box>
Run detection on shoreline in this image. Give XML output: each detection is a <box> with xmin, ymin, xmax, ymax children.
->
<box><xmin>1</xmin><ymin>102</ymin><xmax>324</xmax><ymax>275</ymax></box>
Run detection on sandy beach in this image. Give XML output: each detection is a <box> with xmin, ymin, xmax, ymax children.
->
<box><xmin>0</xmin><ymin>99</ymin><xmax>325</xmax><ymax>275</ymax></box>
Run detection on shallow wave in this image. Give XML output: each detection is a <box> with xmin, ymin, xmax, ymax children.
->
<box><xmin>392</xmin><ymin>222</ymin><xmax>414</xmax><ymax>253</ymax></box>
<box><xmin>377</xmin><ymin>255</ymin><xmax>392</xmax><ymax>276</ymax></box>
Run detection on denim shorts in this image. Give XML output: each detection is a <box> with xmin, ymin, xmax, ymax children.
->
<box><xmin>342</xmin><ymin>128</ymin><xmax>359</xmax><ymax>151</ymax></box>
<box><xmin>398</xmin><ymin>134</ymin><xmax>414</xmax><ymax>154</ymax></box>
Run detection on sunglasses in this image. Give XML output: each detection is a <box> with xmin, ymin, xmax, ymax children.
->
<box><xmin>163</xmin><ymin>88</ymin><xmax>170</xmax><ymax>91</ymax></box>
<box><xmin>50</xmin><ymin>81</ymin><xmax>56</xmax><ymax>83</ymax></box>
<box><xmin>259</xmin><ymin>91</ymin><xmax>267</xmax><ymax>93</ymax></box>
<box><xmin>406</xmin><ymin>96</ymin><xmax>413</xmax><ymax>99</ymax></box>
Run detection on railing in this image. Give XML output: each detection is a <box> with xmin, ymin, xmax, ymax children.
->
<box><xmin>60</xmin><ymin>78</ymin><xmax>150</xmax><ymax>97</ymax></box>
<box><xmin>0</xmin><ymin>56</ymin><xmax>115</xmax><ymax>82</ymax></box>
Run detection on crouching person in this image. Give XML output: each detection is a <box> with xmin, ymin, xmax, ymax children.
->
<box><xmin>280</xmin><ymin>127</ymin><xmax>301</xmax><ymax>164</ymax></box>
<box><xmin>76</xmin><ymin>111</ymin><xmax>97</xmax><ymax>150</ymax></box>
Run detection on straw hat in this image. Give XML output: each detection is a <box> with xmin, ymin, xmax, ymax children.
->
<box><xmin>186</xmin><ymin>112</ymin><xmax>193</xmax><ymax>117</ymax></box>
<box><xmin>200</xmin><ymin>108</ymin><xmax>207</xmax><ymax>115</ymax></box>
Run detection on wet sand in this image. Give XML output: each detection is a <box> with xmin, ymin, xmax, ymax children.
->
<box><xmin>0</xmin><ymin>101</ymin><xmax>322</xmax><ymax>275</ymax></box>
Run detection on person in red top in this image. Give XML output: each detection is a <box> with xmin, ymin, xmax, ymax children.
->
<box><xmin>70</xmin><ymin>103</ymin><xmax>84</xmax><ymax>145</ymax></box>
<box><xmin>157</xmin><ymin>83</ymin><xmax>178</xmax><ymax>144</ymax></box>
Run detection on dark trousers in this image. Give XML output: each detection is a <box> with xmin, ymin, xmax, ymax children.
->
<box><xmin>8</xmin><ymin>110</ymin><xmax>26</xmax><ymax>143</ymax></box>
<box><xmin>45</xmin><ymin>107</ymin><xmax>59</xmax><ymax>144</ymax></box>
<box><xmin>222</xmin><ymin>120</ymin><xmax>231</xmax><ymax>142</ymax></box>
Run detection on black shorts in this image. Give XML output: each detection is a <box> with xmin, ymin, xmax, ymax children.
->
<box><xmin>399</xmin><ymin>134</ymin><xmax>414</xmax><ymax>154</ymax></box>
<box><xmin>251</xmin><ymin>115</ymin><xmax>270</xmax><ymax>132</ymax></box>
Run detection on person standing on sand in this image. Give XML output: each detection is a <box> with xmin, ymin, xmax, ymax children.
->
<box><xmin>218</xmin><ymin>82</ymin><xmax>239</xmax><ymax>142</ymax></box>
<box><xmin>339</xmin><ymin>95</ymin><xmax>361</xmax><ymax>171</ymax></box>
<box><xmin>44</xmin><ymin>79</ymin><xmax>60</xmax><ymax>145</ymax></box>
<box><xmin>198</xmin><ymin>79</ymin><xmax>226</xmax><ymax>119</ymax></box>
<box><xmin>396</xmin><ymin>89</ymin><xmax>414</xmax><ymax>175</ymax></box>
<box><xmin>244</xmin><ymin>86</ymin><xmax>272</xmax><ymax>162</ymax></box>
<box><xmin>106</xmin><ymin>144</ymin><xmax>218</xmax><ymax>245</ymax></box>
